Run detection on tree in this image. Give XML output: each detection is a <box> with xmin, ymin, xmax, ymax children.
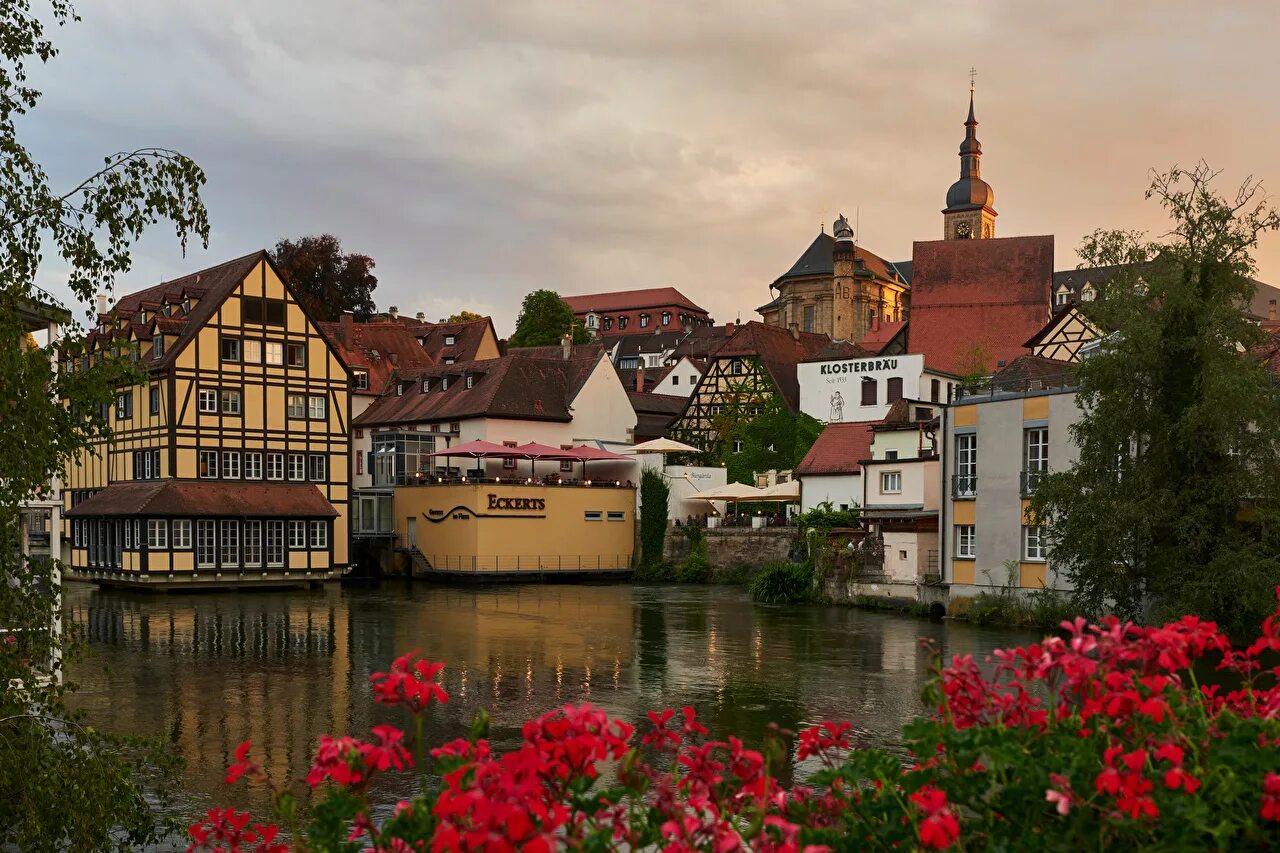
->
<box><xmin>639</xmin><ymin>468</ymin><xmax>670</xmax><ymax>570</ymax></box>
<box><xmin>447</xmin><ymin>310</ymin><xmax>484</xmax><ymax>323</ymax></box>
<box><xmin>712</xmin><ymin>391</ymin><xmax>823</xmax><ymax>486</ymax></box>
<box><xmin>1030</xmin><ymin>163</ymin><xmax>1280</xmax><ymax>637</ymax></box>
<box><xmin>0</xmin><ymin>4</ymin><xmax>209</xmax><ymax>849</ymax></box>
<box><xmin>508</xmin><ymin>289</ymin><xmax>590</xmax><ymax>347</ymax></box>
<box><xmin>270</xmin><ymin>234</ymin><xmax>377</xmax><ymax>322</ymax></box>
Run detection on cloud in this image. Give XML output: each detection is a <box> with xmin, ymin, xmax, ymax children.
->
<box><xmin>24</xmin><ymin>0</ymin><xmax>1280</xmax><ymax>331</ymax></box>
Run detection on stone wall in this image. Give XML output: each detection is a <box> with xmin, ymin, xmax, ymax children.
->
<box><xmin>663</xmin><ymin>527</ymin><xmax>794</xmax><ymax>573</ymax></box>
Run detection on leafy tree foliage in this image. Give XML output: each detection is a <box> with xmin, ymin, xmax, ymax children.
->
<box><xmin>447</xmin><ymin>310</ymin><xmax>483</xmax><ymax>323</ymax></box>
<box><xmin>270</xmin><ymin>234</ymin><xmax>377</xmax><ymax>322</ymax></box>
<box><xmin>508</xmin><ymin>289</ymin><xmax>590</xmax><ymax>347</ymax></box>
<box><xmin>0</xmin><ymin>4</ymin><xmax>210</xmax><ymax>849</ymax></box>
<box><xmin>708</xmin><ymin>386</ymin><xmax>823</xmax><ymax>486</ymax></box>
<box><xmin>639</xmin><ymin>468</ymin><xmax>670</xmax><ymax>570</ymax></box>
<box><xmin>1030</xmin><ymin>163</ymin><xmax>1280</xmax><ymax>637</ymax></box>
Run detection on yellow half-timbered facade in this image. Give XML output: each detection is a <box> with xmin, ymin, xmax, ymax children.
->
<box><xmin>64</xmin><ymin>251</ymin><xmax>350</xmax><ymax>588</ymax></box>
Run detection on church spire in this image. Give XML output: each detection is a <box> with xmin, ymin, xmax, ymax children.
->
<box><xmin>942</xmin><ymin>72</ymin><xmax>997</xmax><ymax>239</ymax></box>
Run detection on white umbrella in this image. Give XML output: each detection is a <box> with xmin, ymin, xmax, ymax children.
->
<box><xmin>694</xmin><ymin>482</ymin><xmax>766</xmax><ymax>500</ymax></box>
<box><xmin>755</xmin><ymin>480</ymin><xmax>801</xmax><ymax>501</ymax></box>
<box><xmin>630</xmin><ymin>437</ymin><xmax>701</xmax><ymax>454</ymax></box>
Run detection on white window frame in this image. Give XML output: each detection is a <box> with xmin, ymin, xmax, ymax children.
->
<box><xmin>243</xmin><ymin>338</ymin><xmax>263</xmax><ymax>364</ymax></box>
<box><xmin>955</xmin><ymin>524</ymin><xmax>975</xmax><ymax>559</ymax></box>
<box><xmin>287</xmin><ymin>394</ymin><xmax>306</xmax><ymax>418</ymax></box>
<box><xmin>244</xmin><ymin>520</ymin><xmax>262</xmax><ymax>567</ymax></box>
<box><xmin>265</xmin><ymin>341</ymin><xmax>284</xmax><ymax>366</ymax></box>
<box><xmin>1023</xmin><ymin>525</ymin><xmax>1047</xmax><ymax>562</ymax></box>
<box><xmin>172</xmin><ymin>519</ymin><xmax>192</xmax><ymax>550</ymax></box>
<box><xmin>266</xmin><ymin>452</ymin><xmax>284</xmax><ymax>481</ymax></box>
<box><xmin>880</xmin><ymin>471</ymin><xmax>902</xmax><ymax>494</ymax></box>
<box><xmin>220</xmin><ymin>388</ymin><xmax>242</xmax><ymax>415</ymax></box>
<box><xmin>288</xmin><ymin>453</ymin><xmax>306</xmax><ymax>481</ymax></box>
<box><xmin>288</xmin><ymin>520</ymin><xmax>307</xmax><ymax>550</ymax></box>
<box><xmin>287</xmin><ymin>342</ymin><xmax>307</xmax><ymax>368</ymax></box>
<box><xmin>265</xmin><ymin>520</ymin><xmax>284</xmax><ymax>566</ymax></box>
<box><xmin>198</xmin><ymin>388</ymin><xmax>218</xmax><ymax>414</ymax></box>
<box><xmin>222</xmin><ymin>450</ymin><xmax>240</xmax><ymax>479</ymax></box>
<box><xmin>198</xmin><ymin>449</ymin><xmax>218</xmax><ymax>479</ymax></box>
<box><xmin>244</xmin><ymin>451</ymin><xmax>263</xmax><ymax>480</ymax></box>
<box><xmin>196</xmin><ymin>520</ymin><xmax>216</xmax><ymax>568</ymax></box>
<box><xmin>309</xmin><ymin>520</ymin><xmax>327</xmax><ymax>549</ymax></box>
<box><xmin>146</xmin><ymin>519</ymin><xmax>167</xmax><ymax>549</ymax></box>
<box><xmin>955</xmin><ymin>433</ymin><xmax>977</xmax><ymax>496</ymax></box>
<box><xmin>221</xmin><ymin>520</ymin><xmax>240</xmax><ymax>566</ymax></box>
<box><xmin>308</xmin><ymin>395</ymin><xmax>326</xmax><ymax>420</ymax></box>
<box><xmin>309</xmin><ymin>454</ymin><xmax>327</xmax><ymax>482</ymax></box>
<box><xmin>444</xmin><ymin>334</ymin><xmax>456</xmax><ymax>346</ymax></box>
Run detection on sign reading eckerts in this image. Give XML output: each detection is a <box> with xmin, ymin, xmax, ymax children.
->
<box><xmin>797</xmin><ymin>352</ymin><xmax>925</xmax><ymax>423</ymax></box>
<box><xmin>487</xmin><ymin>494</ymin><xmax>545</xmax><ymax>511</ymax></box>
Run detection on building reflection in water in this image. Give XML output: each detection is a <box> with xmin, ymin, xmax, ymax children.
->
<box><xmin>64</xmin><ymin>581</ymin><xmax>1038</xmax><ymax>835</ymax></box>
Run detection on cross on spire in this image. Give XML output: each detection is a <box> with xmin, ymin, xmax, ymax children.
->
<box><xmin>968</xmin><ymin>66</ymin><xmax>977</xmax><ymax>92</ymax></box>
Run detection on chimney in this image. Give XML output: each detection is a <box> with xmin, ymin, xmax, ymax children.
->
<box><xmin>871</xmin><ymin>313</ymin><xmax>880</xmax><ymax>332</ymax></box>
<box><xmin>416</xmin><ymin>311</ymin><xmax>425</xmax><ymax>322</ymax></box>
<box><xmin>388</xmin><ymin>305</ymin><xmax>398</xmax><ymax>320</ymax></box>
<box><xmin>635</xmin><ymin>365</ymin><xmax>646</xmax><ymax>392</ymax></box>
<box><xmin>1269</xmin><ymin>299</ymin><xmax>1276</xmax><ymax>321</ymax></box>
<box><xmin>95</xmin><ymin>292</ymin><xmax>108</xmax><ymax>317</ymax></box>
<box><xmin>560</xmin><ymin>332</ymin><xmax>572</xmax><ymax>360</ymax></box>
<box><xmin>339</xmin><ymin>312</ymin><xmax>353</xmax><ymax>346</ymax></box>
<box><xmin>724</xmin><ymin>322</ymin><xmax>735</xmax><ymax>337</ymax></box>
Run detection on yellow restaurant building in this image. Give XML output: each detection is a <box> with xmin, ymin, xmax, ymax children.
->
<box><xmin>64</xmin><ymin>251</ymin><xmax>351</xmax><ymax>588</ymax></box>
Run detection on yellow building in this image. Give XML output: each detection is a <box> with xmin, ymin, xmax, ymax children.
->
<box><xmin>64</xmin><ymin>251</ymin><xmax>350</xmax><ymax>588</ymax></box>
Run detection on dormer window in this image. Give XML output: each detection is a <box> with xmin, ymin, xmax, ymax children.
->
<box><xmin>1134</xmin><ymin>278</ymin><xmax>1148</xmax><ymax>296</ymax></box>
<box><xmin>444</xmin><ymin>335</ymin><xmax>456</xmax><ymax>346</ymax></box>
<box><xmin>465</xmin><ymin>374</ymin><xmax>474</xmax><ymax>389</ymax></box>
<box><xmin>603</xmin><ymin>317</ymin><xmax>613</xmax><ymax>331</ymax></box>
<box><xmin>153</xmin><ymin>337</ymin><xmax>165</xmax><ymax>359</ymax></box>
<box><xmin>396</xmin><ymin>383</ymin><xmax>404</xmax><ymax>396</ymax></box>
<box><xmin>417</xmin><ymin>337</ymin><xmax>425</xmax><ymax>346</ymax></box>
<box><xmin>441</xmin><ymin>376</ymin><xmax>449</xmax><ymax>391</ymax></box>
<box><xmin>1081</xmin><ymin>283</ymin><xmax>1096</xmax><ymax>303</ymax></box>
<box><xmin>586</xmin><ymin>313</ymin><xmax>598</xmax><ymax>329</ymax></box>
<box><xmin>422</xmin><ymin>378</ymin><xmax>431</xmax><ymax>393</ymax></box>
<box><xmin>181</xmin><ymin>297</ymin><xmax>191</xmax><ymax>315</ymax></box>
<box><xmin>1055</xmin><ymin>284</ymin><xmax>1070</xmax><ymax>306</ymax></box>
<box><xmin>444</xmin><ymin>356</ymin><xmax>455</xmax><ymax>365</ymax></box>
<box><xmin>661</xmin><ymin>311</ymin><xmax>671</xmax><ymax>326</ymax></box>
<box><xmin>619</xmin><ymin>316</ymin><xmax>629</xmax><ymax>330</ymax></box>
<box><xmin>639</xmin><ymin>314</ymin><xmax>650</xmax><ymax>328</ymax></box>
<box><xmin>353</xmin><ymin>370</ymin><xmax>369</xmax><ymax>390</ymax></box>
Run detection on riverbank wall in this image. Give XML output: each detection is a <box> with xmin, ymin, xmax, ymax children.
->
<box><xmin>663</xmin><ymin>527</ymin><xmax>793</xmax><ymax>577</ymax></box>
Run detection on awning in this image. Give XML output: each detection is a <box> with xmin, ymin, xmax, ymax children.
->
<box><xmin>65</xmin><ymin>481</ymin><xmax>340</xmax><ymax>518</ymax></box>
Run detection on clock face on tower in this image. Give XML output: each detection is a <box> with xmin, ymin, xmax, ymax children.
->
<box><xmin>955</xmin><ymin>221</ymin><xmax>972</xmax><ymax>239</ymax></box>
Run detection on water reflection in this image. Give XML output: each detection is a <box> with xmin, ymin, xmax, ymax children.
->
<box><xmin>65</xmin><ymin>582</ymin><xmax>1037</xmax><ymax>844</ymax></box>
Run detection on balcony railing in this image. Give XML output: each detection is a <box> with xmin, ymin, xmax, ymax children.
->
<box><xmin>1020</xmin><ymin>469</ymin><xmax>1045</xmax><ymax>497</ymax></box>
<box><xmin>951</xmin><ymin>474</ymin><xmax>977</xmax><ymax>498</ymax></box>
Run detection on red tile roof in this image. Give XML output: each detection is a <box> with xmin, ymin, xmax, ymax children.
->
<box><xmin>713</xmin><ymin>321</ymin><xmax>833</xmax><ymax>413</ymax></box>
<box><xmin>988</xmin><ymin>354</ymin><xmax>1077</xmax><ymax>393</ymax></box>
<box><xmin>561</xmin><ymin>287</ymin><xmax>710</xmax><ymax>317</ymax></box>
<box><xmin>353</xmin><ymin>350</ymin><xmax>607</xmax><ymax>428</ymax></box>
<box><xmin>629</xmin><ymin>391</ymin><xmax>688</xmax><ymax>443</ymax></box>
<box><xmin>795</xmin><ymin>422</ymin><xmax>878</xmax><ymax>476</ymax></box>
<box><xmin>801</xmin><ymin>339</ymin><xmax>876</xmax><ymax>363</ymax></box>
<box><xmin>858</xmin><ymin>320</ymin><xmax>907</xmax><ymax>353</ymax></box>
<box><xmin>907</xmin><ymin>236</ymin><xmax>1054</xmax><ymax>375</ymax></box>
<box><xmin>316</xmin><ymin>318</ymin><xmax>435</xmax><ymax>396</ymax></box>
<box><xmin>65</xmin><ymin>481</ymin><xmax>339</xmax><ymax>518</ymax></box>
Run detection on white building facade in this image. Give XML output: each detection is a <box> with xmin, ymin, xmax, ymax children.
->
<box><xmin>798</xmin><ymin>352</ymin><xmax>958</xmax><ymax>424</ymax></box>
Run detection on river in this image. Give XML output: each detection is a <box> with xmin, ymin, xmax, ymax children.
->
<box><xmin>63</xmin><ymin>580</ymin><xmax>1039</xmax><ymax>846</ymax></box>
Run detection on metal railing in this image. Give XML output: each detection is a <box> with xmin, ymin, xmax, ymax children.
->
<box><xmin>415</xmin><ymin>553</ymin><xmax>633</xmax><ymax>573</ymax></box>
<box><xmin>951</xmin><ymin>474</ymin><xmax>977</xmax><ymax>498</ymax></box>
<box><xmin>1020</xmin><ymin>469</ymin><xmax>1044</xmax><ymax>496</ymax></box>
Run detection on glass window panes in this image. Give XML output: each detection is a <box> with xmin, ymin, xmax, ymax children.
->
<box><xmin>308</xmin><ymin>395</ymin><xmax>326</xmax><ymax>420</ymax></box>
<box><xmin>309</xmin><ymin>521</ymin><xmax>327</xmax><ymax>548</ymax></box>
<box><xmin>221</xmin><ymin>388</ymin><xmax>241</xmax><ymax>415</ymax></box>
<box><xmin>146</xmin><ymin>519</ymin><xmax>166</xmax><ymax>549</ymax></box>
<box><xmin>243</xmin><ymin>339</ymin><xmax>262</xmax><ymax>363</ymax></box>
<box><xmin>1024</xmin><ymin>525</ymin><xmax>1046</xmax><ymax>561</ymax></box>
<box><xmin>287</xmin><ymin>343</ymin><xmax>306</xmax><ymax>368</ymax></box>
<box><xmin>172</xmin><ymin>519</ymin><xmax>191</xmax><ymax>549</ymax></box>
<box><xmin>221</xmin><ymin>520</ymin><xmax>239</xmax><ymax>565</ymax></box>
<box><xmin>266</xmin><ymin>341</ymin><xmax>284</xmax><ymax>365</ymax></box>
<box><xmin>244</xmin><ymin>451</ymin><xmax>262</xmax><ymax>479</ymax></box>
<box><xmin>309</xmin><ymin>454</ymin><xmax>327</xmax><ymax>481</ymax></box>
<box><xmin>955</xmin><ymin>524</ymin><xmax>975</xmax><ymax>558</ymax></box>
<box><xmin>150</xmin><ymin>386</ymin><xmax>160</xmax><ymax>415</ymax></box>
<box><xmin>287</xmin><ymin>395</ymin><xmax>306</xmax><ymax>418</ymax></box>
<box><xmin>371</xmin><ymin>432</ymin><xmax>437</xmax><ymax>486</ymax></box>
<box><xmin>196</xmin><ymin>520</ymin><xmax>216</xmax><ymax>567</ymax></box>
<box><xmin>955</xmin><ymin>433</ymin><xmax>977</xmax><ymax>496</ymax></box>
<box><xmin>198</xmin><ymin>389</ymin><xmax>218</xmax><ymax>413</ymax></box>
<box><xmin>266</xmin><ymin>521</ymin><xmax>284</xmax><ymax>566</ymax></box>
<box><xmin>221</xmin><ymin>336</ymin><xmax>241</xmax><ymax>362</ymax></box>
<box><xmin>198</xmin><ymin>449</ymin><xmax>218</xmax><ymax>478</ymax></box>
<box><xmin>1024</xmin><ymin>427</ymin><xmax>1049</xmax><ymax>472</ymax></box>
<box><xmin>266</xmin><ymin>452</ymin><xmax>284</xmax><ymax>480</ymax></box>
<box><xmin>880</xmin><ymin>471</ymin><xmax>902</xmax><ymax>493</ymax></box>
<box><xmin>222</xmin><ymin>451</ymin><xmax>240</xmax><ymax>479</ymax></box>
<box><xmin>244</xmin><ymin>521</ymin><xmax>262</xmax><ymax>566</ymax></box>
<box><xmin>288</xmin><ymin>453</ymin><xmax>305</xmax><ymax>481</ymax></box>
<box><xmin>288</xmin><ymin>520</ymin><xmax>306</xmax><ymax>549</ymax></box>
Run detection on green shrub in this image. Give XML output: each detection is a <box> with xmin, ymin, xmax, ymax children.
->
<box><xmin>639</xmin><ymin>469</ymin><xmax>669</xmax><ymax>570</ymax></box>
<box><xmin>675</xmin><ymin>526</ymin><xmax>710</xmax><ymax>584</ymax></box>
<box><xmin>748</xmin><ymin>560</ymin><xmax>814</xmax><ymax>604</ymax></box>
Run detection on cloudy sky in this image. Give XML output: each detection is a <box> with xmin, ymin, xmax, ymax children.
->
<box><xmin>23</xmin><ymin>1</ymin><xmax>1280</xmax><ymax>333</ymax></box>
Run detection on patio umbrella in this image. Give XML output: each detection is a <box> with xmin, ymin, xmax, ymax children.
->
<box><xmin>514</xmin><ymin>442</ymin><xmax>576</xmax><ymax>482</ymax></box>
<box><xmin>755</xmin><ymin>480</ymin><xmax>800</xmax><ymax>501</ymax></box>
<box><xmin>630</xmin><ymin>437</ymin><xmax>701</xmax><ymax>454</ymax></box>
<box><xmin>425</xmin><ymin>439</ymin><xmax>511</xmax><ymax>482</ymax></box>
<box><xmin>568</xmin><ymin>444</ymin><xmax>633</xmax><ymax>483</ymax></box>
<box><xmin>693</xmin><ymin>481</ymin><xmax>766</xmax><ymax>517</ymax></box>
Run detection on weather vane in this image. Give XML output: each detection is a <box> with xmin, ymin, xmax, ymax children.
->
<box><xmin>969</xmin><ymin>66</ymin><xmax>977</xmax><ymax>93</ymax></box>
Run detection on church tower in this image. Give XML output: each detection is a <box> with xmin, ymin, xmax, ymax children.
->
<box><xmin>942</xmin><ymin>85</ymin><xmax>997</xmax><ymax>240</ymax></box>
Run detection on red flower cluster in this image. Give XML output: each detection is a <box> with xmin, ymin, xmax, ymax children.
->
<box><xmin>910</xmin><ymin>786</ymin><xmax>960</xmax><ymax>850</ymax></box>
<box><xmin>188</xmin><ymin>808</ymin><xmax>286</xmax><ymax>853</ymax></box>
<box><xmin>370</xmin><ymin>651</ymin><xmax>449</xmax><ymax>713</ymax></box>
<box><xmin>306</xmin><ymin>724</ymin><xmax>412</xmax><ymax>789</ymax></box>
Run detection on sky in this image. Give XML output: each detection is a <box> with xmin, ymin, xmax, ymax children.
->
<box><xmin>22</xmin><ymin>1</ymin><xmax>1280</xmax><ymax>334</ymax></box>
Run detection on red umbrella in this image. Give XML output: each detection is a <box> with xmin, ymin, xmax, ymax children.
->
<box><xmin>514</xmin><ymin>442</ymin><xmax>577</xmax><ymax>482</ymax></box>
<box><xmin>567</xmin><ymin>444</ymin><xmax>633</xmax><ymax>484</ymax></box>
<box><xmin>424</xmin><ymin>439</ymin><xmax>512</xmax><ymax>483</ymax></box>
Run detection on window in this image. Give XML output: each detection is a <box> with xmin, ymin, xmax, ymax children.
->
<box><xmin>265</xmin><ymin>341</ymin><xmax>284</xmax><ymax>365</ymax></box>
<box><xmin>221</xmin><ymin>336</ymin><xmax>241</xmax><ymax>362</ymax></box>
<box><xmin>930</xmin><ymin>378</ymin><xmax>941</xmax><ymax>403</ymax></box>
<box><xmin>880</xmin><ymin>471</ymin><xmax>902</xmax><ymax>494</ymax></box>
<box><xmin>244</xmin><ymin>521</ymin><xmax>262</xmax><ymax>566</ymax></box>
<box><xmin>802</xmin><ymin>304</ymin><xmax>815</xmax><ymax>334</ymax></box>
<box><xmin>444</xmin><ymin>357</ymin><xmax>455</xmax><ymax>365</ymax></box>
<box><xmin>198</xmin><ymin>388</ymin><xmax>218</xmax><ymax>414</ymax></box>
<box><xmin>123</xmin><ymin>520</ymin><xmax>133</xmax><ymax>550</ymax></box>
<box><xmin>288</xmin><ymin>520</ymin><xmax>307</xmax><ymax>549</ymax></box>
<box><xmin>287</xmin><ymin>394</ymin><xmax>306</xmax><ymax>418</ymax></box>
<box><xmin>308</xmin><ymin>454</ymin><xmax>327</xmax><ymax>481</ymax></box>
<box><xmin>690</xmin><ymin>375</ymin><xmax>697</xmax><ymax>385</ymax></box>
<box><xmin>133</xmin><ymin>449</ymin><xmax>160</xmax><ymax>480</ymax></box>
<box><xmin>221</xmin><ymin>520</ymin><xmax>239</xmax><ymax>565</ymax></box>
<box><xmin>1081</xmin><ymin>283</ymin><xmax>1096</xmax><ymax>302</ymax></box>
<box><xmin>146</xmin><ymin>519</ymin><xmax>167</xmax><ymax>549</ymax></box>
<box><xmin>619</xmin><ymin>316</ymin><xmax>628</xmax><ymax>330</ymax></box>
<box><xmin>503</xmin><ymin>441</ymin><xmax>517</xmax><ymax>470</ymax></box>
<box><xmin>671</xmin><ymin>375</ymin><xmax>679</xmax><ymax>386</ymax></box>
<box><xmin>603</xmin><ymin>317</ymin><xmax>613</xmax><ymax>331</ymax></box>
<box><xmin>444</xmin><ymin>335</ymin><xmax>456</xmax><ymax>346</ymax></box>
<box><xmin>243</xmin><ymin>451</ymin><xmax>262</xmax><ymax>479</ymax></box>
<box><xmin>861</xmin><ymin>377</ymin><xmax>877</xmax><ymax>406</ymax></box>
<box><xmin>196</xmin><ymin>520</ymin><xmax>216</xmax><ymax>567</ymax></box>
<box><xmin>884</xmin><ymin>450</ymin><xmax>899</xmax><ymax>461</ymax></box>
<box><xmin>1023</xmin><ymin>525</ymin><xmax>1047</xmax><ymax>561</ymax></box>
<box><xmin>441</xmin><ymin>376</ymin><xmax>449</xmax><ymax>391</ymax></box>
<box><xmin>584</xmin><ymin>511</ymin><xmax>603</xmax><ymax>521</ymax></box>
<box><xmin>266</xmin><ymin>452</ymin><xmax>284</xmax><ymax>480</ymax></box>
<box><xmin>607</xmin><ymin>511</ymin><xmax>626</xmax><ymax>521</ymax></box>
<box><xmin>1023</xmin><ymin>427</ymin><xmax>1048</xmax><ymax>494</ymax></box>
<box><xmin>116</xmin><ymin>392</ymin><xmax>132</xmax><ymax>419</ymax></box>
<box><xmin>153</xmin><ymin>336</ymin><xmax>165</xmax><ymax>359</ymax></box>
<box><xmin>172</xmin><ymin>520</ymin><xmax>191</xmax><ymax>549</ymax></box>
<box><xmin>220</xmin><ymin>388</ymin><xmax>242</xmax><ymax>415</ymax></box>
<box><xmin>1055</xmin><ymin>286</ymin><xmax>1070</xmax><ymax>307</ymax></box>
<box><xmin>732</xmin><ymin>440</ymin><xmax>744</xmax><ymax>454</ymax></box>
<box><xmin>422</xmin><ymin>378</ymin><xmax>431</xmax><ymax>393</ymax></box>
<box><xmin>356</xmin><ymin>449</ymin><xmax>364</xmax><ymax>475</ymax></box>
<box><xmin>396</xmin><ymin>383</ymin><xmax>404</xmax><ymax>396</ymax></box>
<box><xmin>955</xmin><ymin>524</ymin><xmax>976</xmax><ymax>559</ymax></box>
<box><xmin>265</xmin><ymin>521</ymin><xmax>284</xmax><ymax>566</ymax></box>
<box><xmin>243</xmin><ymin>296</ymin><xmax>286</xmax><ymax>326</ymax></box>
<box><xmin>287</xmin><ymin>343</ymin><xmax>306</xmax><ymax>368</ymax></box>
<box><xmin>661</xmin><ymin>311</ymin><xmax>671</xmax><ymax>326</ymax></box>
<box><xmin>954</xmin><ymin>433</ymin><xmax>976</xmax><ymax>496</ymax></box>
<box><xmin>465</xmin><ymin>374</ymin><xmax>474</xmax><ymax>389</ymax></box>
<box><xmin>288</xmin><ymin>453</ymin><xmax>306</xmax><ymax>481</ymax></box>
<box><xmin>308</xmin><ymin>395</ymin><xmax>326</xmax><ymax>420</ymax></box>
<box><xmin>639</xmin><ymin>314</ymin><xmax>650</xmax><ymax>328</ymax></box>
<box><xmin>222</xmin><ymin>451</ymin><xmax>240</xmax><ymax>479</ymax></box>
<box><xmin>150</xmin><ymin>386</ymin><xmax>160</xmax><ymax>415</ymax></box>
<box><xmin>309</xmin><ymin>521</ymin><xmax>327</xmax><ymax>549</ymax></box>
<box><xmin>198</xmin><ymin>450</ymin><xmax>218</xmax><ymax>478</ymax></box>
<box><xmin>239</xmin><ymin>339</ymin><xmax>261</xmax><ymax>365</ymax></box>
<box><xmin>887</xmin><ymin>377</ymin><xmax>904</xmax><ymax>404</ymax></box>
<box><xmin>353</xmin><ymin>370</ymin><xmax>369</xmax><ymax>390</ymax></box>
